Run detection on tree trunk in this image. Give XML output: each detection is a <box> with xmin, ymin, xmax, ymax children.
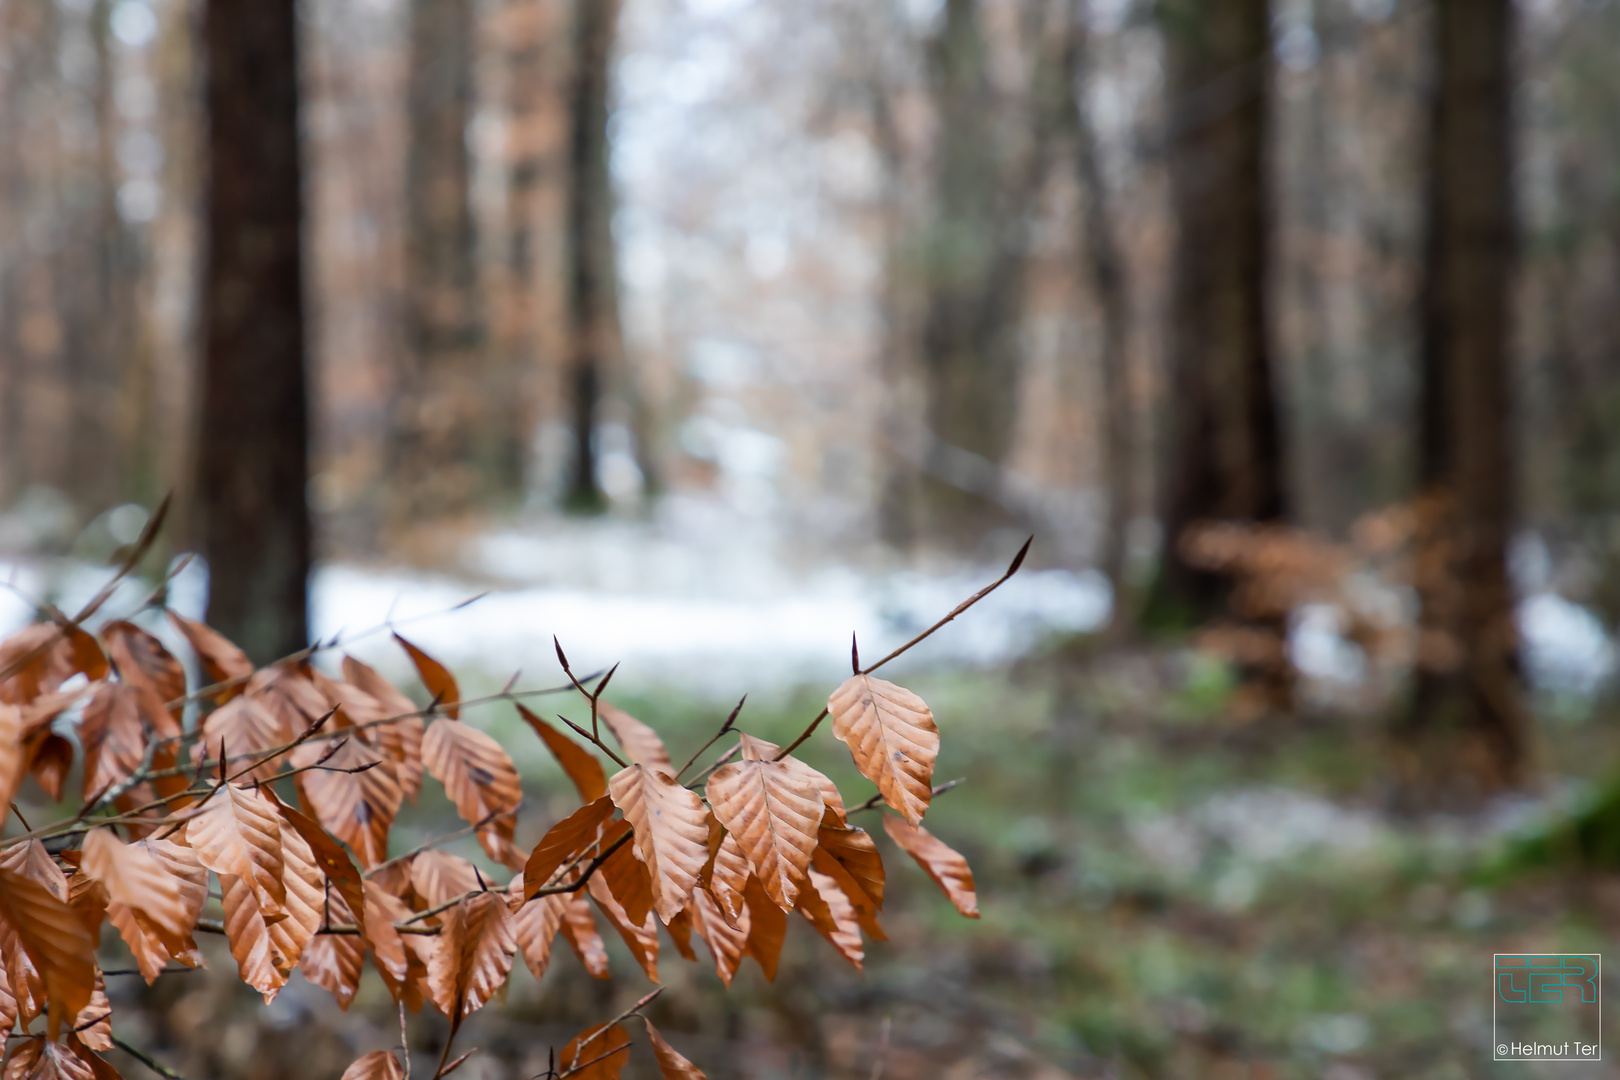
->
<box><xmin>1062</xmin><ymin>5</ymin><xmax>1135</xmax><ymax>622</ymax></box>
<box><xmin>1398</xmin><ymin>0</ymin><xmax>1526</xmax><ymax>800</ymax></box>
<box><xmin>391</xmin><ymin>0</ymin><xmax>488</xmax><ymax>524</ymax></box>
<box><xmin>563</xmin><ymin>0</ymin><xmax>621</xmax><ymax>513</ymax></box>
<box><xmin>1153</xmin><ymin>0</ymin><xmax>1285</xmax><ymax>624</ymax></box>
<box><xmin>194</xmin><ymin>0</ymin><xmax>311</xmax><ymax>664</ymax></box>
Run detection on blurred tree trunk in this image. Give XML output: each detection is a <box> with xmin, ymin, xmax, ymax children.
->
<box><xmin>391</xmin><ymin>0</ymin><xmax>492</xmax><ymax>524</ymax></box>
<box><xmin>1151</xmin><ymin>0</ymin><xmax>1285</xmax><ymax>625</ymax></box>
<box><xmin>563</xmin><ymin>0</ymin><xmax>622</xmax><ymax>513</ymax></box>
<box><xmin>194</xmin><ymin>0</ymin><xmax>311</xmax><ymax>663</ymax></box>
<box><xmin>1397</xmin><ymin>0</ymin><xmax>1526</xmax><ymax>799</ymax></box>
<box><xmin>1062</xmin><ymin>5</ymin><xmax>1135</xmax><ymax>623</ymax></box>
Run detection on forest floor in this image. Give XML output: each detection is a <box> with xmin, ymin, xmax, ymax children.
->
<box><xmin>86</xmin><ymin>636</ymin><xmax>1620</xmax><ymax>1080</ymax></box>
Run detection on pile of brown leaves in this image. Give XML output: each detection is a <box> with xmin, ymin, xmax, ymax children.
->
<box><xmin>0</xmin><ymin>532</ymin><xmax>1027</xmax><ymax>1080</ymax></box>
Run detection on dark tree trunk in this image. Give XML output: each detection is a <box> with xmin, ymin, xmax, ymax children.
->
<box><xmin>1398</xmin><ymin>0</ymin><xmax>1526</xmax><ymax>799</ymax></box>
<box><xmin>1062</xmin><ymin>6</ymin><xmax>1135</xmax><ymax>621</ymax></box>
<box><xmin>563</xmin><ymin>0</ymin><xmax>621</xmax><ymax>513</ymax></box>
<box><xmin>1153</xmin><ymin>0</ymin><xmax>1285</xmax><ymax>624</ymax></box>
<box><xmin>391</xmin><ymin>0</ymin><xmax>488</xmax><ymax>523</ymax></box>
<box><xmin>195</xmin><ymin>0</ymin><xmax>311</xmax><ymax>663</ymax></box>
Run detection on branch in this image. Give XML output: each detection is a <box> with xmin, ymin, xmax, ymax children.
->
<box><xmin>675</xmin><ymin>695</ymin><xmax>745</xmax><ymax>782</ymax></box>
<box><xmin>853</xmin><ymin>777</ymin><xmax>963</xmax><ymax>813</ymax></box>
<box><xmin>556</xmin><ymin>989</ymin><xmax>662</xmax><ymax>1078</ymax></box>
<box><xmin>364</xmin><ymin>804</ymin><xmax>522</xmax><ymax>879</ymax></box>
<box><xmin>774</xmin><ymin>537</ymin><xmax>1030</xmax><ymax>761</ymax></box>
<box><xmin>111</xmin><ymin>1033</ymin><xmax>194</xmax><ymax>1080</ymax></box>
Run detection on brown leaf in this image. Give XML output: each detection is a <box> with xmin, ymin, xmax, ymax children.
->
<box><xmin>186</xmin><ymin>782</ymin><xmax>287</xmax><ymax>918</ymax></box>
<box><xmin>707</xmin><ymin>832</ymin><xmax>749</xmax><ymax>927</ymax></box>
<box><xmin>559</xmin><ymin>1023</ymin><xmax>630</xmax><ymax>1079</ymax></box>
<box><xmin>72</xmin><ymin>970</ymin><xmax>112</xmax><ymax>1051</ymax></box>
<box><xmin>293</xmin><ymin>736</ymin><xmax>401</xmax><ymax>867</ymax></box>
<box><xmin>516</xmin><ymin>704</ymin><xmax>607</xmax><ymax>802</ymax></box>
<box><xmin>795</xmin><ymin>867</ymin><xmax>863</xmax><ymax>970</ymax></box>
<box><xmin>740</xmin><ymin>875</ymin><xmax>785</xmax><ymax>982</ymax></box>
<box><xmin>79</xmin><ymin>684</ymin><xmax>173</xmax><ymax>801</ymax></box>
<box><xmin>586</xmin><ymin>873</ymin><xmax>659</xmax><ymax>983</ymax></box>
<box><xmin>100</xmin><ymin>622</ymin><xmax>184</xmax><ymax>714</ymax></box>
<box><xmin>80</xmin><ymin>830</ymin><xmax>185</xmax><ymax>939</ymax></box>
<box><xmin>103</xmin><ymin>839</ymin><xmax>206</xmax><ymax>984</ymax></box>
<box><xmin>644</xmin><ymin>1020</ymin><xmax>708</xmax><ymax>1080</ymax></box>
<box><xmin>64</xmin><ymin>871</ymin><xmax>108</xmax><ymax>940</ymax></box>
<box><xmin>735</xmin><ymin>736</ymin><xmax>847</xmax><ymax>824</ymax></box>
<box><xmin>422</xmin><ymin>719</ymin><xmax>523</xmax><ymax>868</ymax></box>
<box><xmin>607</xmin><ymin>764</ymin><xmax>707</xmax><ymax>924</ymax></box>
<box><xmin>2</xmin><ymin>1038</ymin><xmax>97</xmax><ymax>1080</ymax></box>
<box><xmin>667</xmin><ymin>907</ymin><xmax>696</xmax><ymax>961</ymax></box>
<box><xmin>425</xmin><ymin>891</ymin><xmax>515</xmax><ymax>1024</ymax></box>
<box><xmin>687</xmin><ymin>886</ymin><xmax>748</xmax><ymax>987</ymax></box>
<box><xmin>827</xmin><ymin>675</ymin><xmax>938</xmax><ymax>825</ymax></box>
<box><xmin>362</xmin><ymin>879</ymin><xmax>425</xmax><ymax>1009</ymax></box>
<box><xmin>339</xmin><ymin>1051</ymin><xmax>405</xmax><ymax>1080</ymax></box>
<box><xmin>507</xmin><ymin>875</ymin><xmax>565</xmax><ymax>981</ymax></box>
<box><xmin>341</xmin><ymin>656</ymin><xmax>424</xmax><ymax>803</ymax></box>
<box><xmin>523</xmin><ymin>796</ymin><xmax>613</xmax><ymax>898</ymax></box>
<box><xmin>817</xmin><ymin>814</ymin><xmax>884</xmax><ymax>911</ymax></box>
<box><xmin>166</xmin><ymin>613</ymin><xmax>252</xmax><ymax>699</ymax></box>
<box><xmin>299</xmin><ymin>918</ymin><xmax>365</xmax><ymax>1009</ymax></box>
<box><xmin>597</xmin><ymin>820</ymin><xmax>654</xmax><ymax>929</ymax></box>
<box><xmin>394</xmin><ymin>634</ymin><xmax>459</xmax><ymax>719</ymax></box>
<box><xmin>810</xmin><ymin>848</ymin><xmax>885</xmax><ymax>942</ymax></box>
<box><xmin>0</xmin><ymin>865</ymin><xmax>97</xmax><ymax>1035</ymax></box>
<box><xmin>882</xmin><ymin>816</ymin><xmax>978</xmax><ymax>918</ymax></box>
<box><xmin>597</xmin><ymin>703</ymin><xmax>671</xmax><ymax>773</ymax></box>
<box><xmin>409</xmin><ymin>850</ymin><xmax>482</xmax><ymax>911</ymax></box>
<box><xmin>559</xmin><ymin>891</ymin><xmax>610</xmax><ymax>979</ymax></box>
<box><xmin>704</xmin><ymin>735</ymin><xmax>822</xmax><ymax>911</ymax></box>
<box><xmin>26</xmin><ymin>733</ymin><xmax>73</xmax><ymax>801</ymax></box>
<box><xmin>272</xmin><ymin>797</ymin><xmax>368</xmax><ymax>937</ymax></box>
<box><xmin>246</xmin><ymin>665</ymin><xmax>331</xmax><ymax>745</ymax></box>
<box><xmin>191</xmin><ymin>696</ymin><xmax>287</xmax><ymax>782</ymax></box>
<box><xmin>0</xmin><ymin>705</ymin><xmax>26</xmax><ymax>816</ymax></box>
<box><xmin>0</xmin><ymin>840</ymin><xmax>68</xmax><ymax>899</ymax></box>
<box><xmin>0</xmin><ymin>942</ymin><xmax>17</xmax><ymax>1034</ymax></box>
<box><xmin>218</xmin><ymin>817</ymin><xmax>324</xmax><ymax>1002</ymax></box>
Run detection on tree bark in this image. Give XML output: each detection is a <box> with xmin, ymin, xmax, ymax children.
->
<box><xmin>1398</xmin><ymin>0</ymin><xmax>1526</xmax><ymax>799</ymax></box>
<box><xmin>390</xmin><ymin>0</ymin><xmax>489</xmax><ymax>524</ymax></box>
<box><xmin>194</xmin><ymin>0</ymin><xmax>311</xmax><ymax>663</ymax></box>
<box><xmin>1153</xmin><ymin>0</ymin><xmax>1285</xmax><ymax>624</ymax></box>
<box><xmin>563</xmin><ymin>0</ymin><xmax>622</xmax><ymax>512</ymax></box>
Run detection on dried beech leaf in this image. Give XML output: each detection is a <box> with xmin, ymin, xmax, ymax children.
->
<box><xmin>707</xmin><ymin>832</ymin><xmax>749</xmax><ymax>927</ymax></box>
<box><xmin>192</xmin><ymin>696</ymin><xmax>287</xmax><ymax>782</ymax></box>
<box><xmin>422</xmin><ymin>719</ymin><xmax>523</xmax><ymax>868</ymax></box>
<box><xmin>516</xmin><ymin>704</ymin><xmax>607</xmax><ymax>802</ymax></box>
<box><xmin>645</xmin><ymin>1020</ymin><xmax>708</xmax><ymax>1080</ymax></box>
<box><xmin>425</xmin><ymin>891</ymin><xmax>515</xmax><ymax>1024</ymax></box>
<box><xmin>64</xmin><ymin>871</ymin><xmax>108</xmax><ymax>939</ymax></box>
<box><xmin>560</xmin><ymin>1022</ymin><xmax>630</xmax><ymax>1080</ymax></box>
<box><xmin>688</xmin><ymin>886</ymin><xmax>748</xmax><ymax>988</ymax></box>
<box><xmin>0</xmin><ymin>705</ymin><xmax>27</xmax><ymax>814</ymax></box>
<box><xmin>523</xmin><ymin>796</ymin><xmax>613</xmax><ymax>898</ymax></box>
<box><xmin>73</xmin><ymin>970</ymin><xmax>112</xmax><ymax>1051</ymax></box>
<box><xmin>26</xmin><ymin>733</ymin><xmax>73</xmax><ymax>801</ymax></box>
<box><xmin>362</xmin><ymin>879</ymin><xmax>424</xmax><ymax>1009</ymax></box>
<box><xmin>272</xmin><ymin>797</ymin><xmax>368</xmax><ymax>937</ymax></box>
<box><xmin>607</xmin><ymin>764</ymin><xmax>707</xmax><ymax>924</ymax></box>
<box><xmin>81</xmin><ymin>829</ymin><xmax>185</xmax><ymax>939</ymax></box>
<box><xmin>104</xmin><ymin>839</ymin><xmax>206</xmax><ymax>983</ymax></box>
<box><xmin>597</xmin><ymin>820</ymin><xmax>655</xmax><ymax>928</ymax></box>
<box><xmin>811</xmin><ymin>848</ymin><xmax>885</xmax><ymax>942</ymax></box>
<box><xmin>186</xmin><ymin>782</ymin><xmax>287</xmax><ymax>917</ymax></box>
<box><xmin>705</xmin><ymin>735</ymin><xmax>822</xmax><ymax>911</ymax></box>
<box><xmin>299</xmin><ymin>907</ymin><xmax>366</xmax><ymax>1008</ymax></box>
<box><xmin>409</xmin><ymin>850</ymin><xmax>482</xmax><ymax>911</ymax></box>
<box><xmin>2</xmin><ymin>1037</ymin><xmax>97</xmax><ymax>1080</ymax></box>
<box><xmin>795</xmin><ymin>866</ymin><xmax>863</xmax><ymax>970</ymax></box>
<box><xmin>79</xmin><ymin>684</ymin><xmax>172</xmax><ymax>801</ymax></box>
<box><xmin>667</xmin><ymin>906</ymin><xmax>697</xmax><ymax>961</ymax></box>
<box><xmin>735</xmin><ymin>736</ymin><xmax>847</xmax><ymax>824</ymax></box>
<box><xmin>883</xmin><ymin>816</ymin><xmax>978</xmax><ymax>917</ymax></box>
<box><xmin>559</xmin><ymin>891</ymin><xmax>610</xmax><ymax>979</ymax></box>
<box><xmin>293</xmin><ymin>736</ymin><xmax>401</xmax><ymax>867</ymax></box>
<box><xmin>597</xmin><ymin>703</ymin><xmax>672</xmax><ymax>773</ymax></box>
<box><xmin>740</xmin><ymin>875</ymin><xmax>785</xmax><ymax>982</ymax></box>
<box><xmin>340</xmin><ymin>1050</ymin><xmax>404</xmax><ymax>1080</ymax></box>
<box><xmin>218</xmin><ymin>816</ymin><xmax>323</xmax><ymax>1002</ymax></box>
<box><xmin>586</xmin><ymin>874</ymin><xmax>659</xmax><ymax>983</ymax></box>
<box><xmin>342</xmin><ymin>656</ymin><xmax>424</xmax><ymax>802</ymax></box>
<box><xmin>166</xmin><ymin>612</ymin><xmax>252</xmax><ymax>699</ymax></box>
<box><xmin>0</xmin><ymin>943</ymin><xmax>17</xmax><ymax>1035</ymax></box>
<box><xmin>817</xmin><ymin>814</ymin><xmax>884</xmax><ymax>911</ymax></box>
<box><xmin>0</xmin><ymin>865</ymin><xmax>97</xmax><ymax>1035</ymax></box>
<box><xmin>394</xmin><ymin>634</ymin><xmax>459</xmax><ymax>719</ymax></box>
<box><xmin>100</xmin><ymin>622</ymin><xmax>184</xmax><ymax>714</ymax></box>
<box><xmin>507</xmin><ymin>875</ymin><xmax>566</xmax><ymax>981</ymax></box>
<box><xmin>0</xmin><ymin>840</ymin><xmax>68</xmax><ymax>899</ymax></box>
<box><xmin>828</xmin><ymin>675</ymin><xmax>938</xmax><ymax>825</ymax></box>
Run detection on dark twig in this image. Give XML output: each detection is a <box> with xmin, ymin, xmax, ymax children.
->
<box><xmin>556</xmin><ymin>989</ymin><xmax>662</xmax><ymax>1077</ymax></box>
<box><xmin>111</xmin><ymin>1033</ymin><xmax>194</xmax><ymax>1080</ymax></box>
<box><xmin>854</xmin><ymin>778</ymin><xmax>963</xmax><ymax>814</ymax></box>
<box><xmin>558</xmin><ymin>714</ymin><xmax>627</xmax><ymax>769</ymax></box>
<box><xmin>675</xmin><ymin>695</ymin><xmax>746</xmax><ymax>782</ymax></box>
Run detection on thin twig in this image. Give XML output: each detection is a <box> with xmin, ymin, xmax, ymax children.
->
<box><xmin>365</xmin><ymin>804</ymin><xmax>522</xmax><ymax>879</ymax></box>
<box><xmin>675</xmin><ymin>695</ymin><xmax>745</xmax><ymax>782</ymax></box>
<box><xmin>557</xmin><ymin>714</ymin><xmax>626</xmax><ymax>769</ymax></box>
<box><xmin>557</xmin><ymin>989</ymin><xmax>662</xmax><ymax>1077</ymax></box>
<box><xmin>853</xmin><ymin>778</ymin><xmax>963</xmax><ymax>814</ymax></box>
<box><xmin>111</xmin><ymin>1033</ymin><xmax>194</xmax><ymax>1080</ymax></box>
<box><xmin>687</xmin><ymin>742</ymin><xmax>742</xmax><ymax>788</ymax></box>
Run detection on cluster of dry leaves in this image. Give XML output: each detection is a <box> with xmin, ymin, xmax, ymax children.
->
<box><xmin>0</xmin><ymin>537</ymin><xmax>1025</xmax><ymax>1080</ymax></box>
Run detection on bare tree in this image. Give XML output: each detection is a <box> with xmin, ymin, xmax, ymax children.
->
<box><xmin>194</xmin><ymin>0</ymin><xmax>311</xmax><ymax>662</ymax></box>
<box><xmin>1152</xmin><ymin>0</ymin><xmax>1286</xmax><ymax>624</ymax></box>
<box><xmin>1397</xmin><ymin>0</ymin><xmax>1526</xmax><ymax>798</ymax></box>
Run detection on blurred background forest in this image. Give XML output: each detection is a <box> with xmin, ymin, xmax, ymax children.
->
<box><xmin>6</xmin><ymin>0</ymin><xmax>1620</xmax><ymax>1076</ymax></box>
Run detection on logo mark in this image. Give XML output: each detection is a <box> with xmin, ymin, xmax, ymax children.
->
<box><xmin>1497</xmin><ymin>955</ymin><xmax>1599</xmax><ymax>1005</ymax></box>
